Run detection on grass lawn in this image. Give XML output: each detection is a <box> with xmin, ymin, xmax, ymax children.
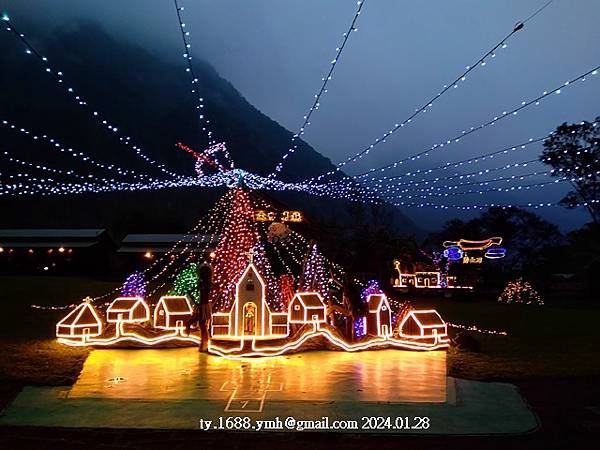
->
<box><xmin>1</xmin><ymin>276</ymin><xmax>599</xmax><ymax>397</ymax></box>
<box><xmin>0</xmin><ymin>276</ymin><xmax>119</xmax><ymax>395</ymax></box>
<box><xmin>418</xmin><ymin>298</ymin><xmax>600</xmax><ymax>380</ymax></box>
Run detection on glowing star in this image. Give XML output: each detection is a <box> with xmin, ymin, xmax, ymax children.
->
<box><xmin>106</xmin><ymin>297</ymin><xmax>150</xmax><ymax>323</ymax></box>
<box><xmin>366</xmin><ymin>293</ymin><xmax>392</xmax><ymax>337</ymax></box>
<box><xmin>154</xmin><ymin>296</ymin><xmax>193</xmax><ymax>330</ymax></box>
<box><xmin>288</xmin><ymin>292</ymin><xmax>327</xmax><ymax>324</ymax></box>
<box><xmin>56</xmin><ymin>299</ymin><xmax>102</xmax><ymax>340</ymax></box>
<box><xmin>398</xmin><ymin>310</ymin><xmax>448</xmax><ymax>343</ymax></box>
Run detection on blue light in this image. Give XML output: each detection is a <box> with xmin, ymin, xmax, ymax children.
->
<box><xmin>485</xmin><ymin>247</ymin><xmax>507</xmax><ymax>259</ymax></box>
<box><xmin>1</xmin><ymin>13</ymin><xmax>9</xmax><ymax>22</ymax></box>
<box><xmin>443</xmin><ymin>246</ymin><xmax>463</xmax><ymax>261</ymax></box>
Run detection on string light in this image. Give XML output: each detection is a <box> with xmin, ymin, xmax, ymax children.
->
<box><xmin>269</xmin><ymin>0</ymin><xmax>367</xmax><ymax>178</ymax></box>
<box><xmin>173</xmin><ymin>0</ymin><xmax>227</xmax><ymax>157</ymax></box>
<box><xmin>349</xmin><ymin>64</ymin><xmax>600</xmax><ymax>181</ymax></box>
<box><xmin>360</xmin><ymin>135</ymin><xmax>552</xmax><ymax>186</ymax></box>
<box><xmin>2</xmin><ymin>15</ymin><xmax>180</xmax><ymax>178</ymax></box>
<box><xmin>498</xmin><ymin>278</ymin><xmax>543</xmax><ymax>305</ymax></box>
<box><xmin>121</xmin><ymin>271</ymin><xmax>147</xmax><ymax>298</ymax></box>
<box><xmin>446</xmin><ymin>322</ymin><xmax>508</xmax><ymax>336</ymax></box>
<box><xmin>1</xmin><ymin>118</ymin><xmax>159</xmax><ymax>181</ymax></box>
<box><xmin>303</xmin><ymin>19</ymin><xmax>527</xmax><ymax>183</ymax></box>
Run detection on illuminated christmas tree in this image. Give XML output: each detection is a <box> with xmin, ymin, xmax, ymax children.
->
<box><xmin>170</xmin><ymin>263</ymin><xmax>200</xmax><ymax>303</ymax></box>
<box><xmin>121</xmin><ymin>271</ymin><xmax>146</xmax><ymax>297</ymax></box>
<box><xmin>210</xmin><ymin>188</ymin><xmax>260</xmax><ymax>310</ymax></box>
<box><xmin>299</xmin><ymin>242</ymin><xmax>329</xmax><ymax>299</ymax></box>
<box><xmin>498</xmin><ymin>278</ymin><xmax>543</xmax><ymax>306</ymax></box>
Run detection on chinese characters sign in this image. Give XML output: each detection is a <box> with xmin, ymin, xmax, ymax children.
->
<box><xmin>254</xmin><ymin>210</ymin><xmax>303</xmax><ymax>223</ymax></box>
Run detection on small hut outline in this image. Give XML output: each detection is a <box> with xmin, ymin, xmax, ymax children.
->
<box><xmin>288</xmin><ymin>292</ymin><xmax>326</xmax><ymax>324</ymax></box>
<box><xmin>366</xmin><ymin>293</ymin><xmax>392</xmax><ymax>337</ymax></box>
<box><xmin>153</xmin><ymin>295</ymin><xmax>193</xmax><ymax>330</ymax></box>
<box><xmin>56</xmin><ymin>302</ymin><xmax>102</xmax><ymax>339</ymax></box>
<box><xmin>106</xmin><ymin>297</ymin><xmax>149</xmax><ymax>323</ymax></box>
<box><xmin>398</xmin><ymin>309</ymin><xmax>447</xmax><ymax>340</ymax></box>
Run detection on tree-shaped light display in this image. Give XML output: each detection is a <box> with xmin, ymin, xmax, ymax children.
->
<box><xmin>171</xmin><ymin>263</ymin><xmax>200</xmax><ymax>303</ymax></box>
<box><xmin>122</xmin><ymin>271</ymin><xmax>146</xmax><ymax>298</ymax></box>
<box><xmin>498</xmin><ymin>278</ymin><xmax>543</xmax><ymax>306</ymax></box>
<box><xmin>299</xmin><ymin>242</ymin><xmax>329</xmax><ymax>299</ymax></box>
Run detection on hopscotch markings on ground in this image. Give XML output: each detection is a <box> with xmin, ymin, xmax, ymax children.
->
<box><xmin>220</xmin><ymin>374</ymin><xmax>283</xmax><ymax>413</ymax></box>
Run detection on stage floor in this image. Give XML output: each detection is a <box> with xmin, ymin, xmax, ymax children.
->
<box><xmin>0</xmin><ymin>348</ymin><xmax>538</xmax><ymax>434</ymax></box>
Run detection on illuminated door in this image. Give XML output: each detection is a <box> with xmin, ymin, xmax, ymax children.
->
<box><xmin>243</xmin><ymin>303</ymin><xmax>257</xmax><ymax>335</ymax></box>
<box><xmin>381</xmin><ymin>324</ymin><xmax>389</xmax><ymax>336</ymax></box>
<box><xmin>424</xmin><ymin>278</ymin><xmax>430</xmax><ymax>287</ymax></box>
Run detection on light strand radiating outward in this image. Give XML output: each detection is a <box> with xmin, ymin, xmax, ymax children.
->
<box><xmin>1</xmin><ymin>7</ymin><xmax>597</xmax><ymax>213</ymax></box>
<box><xmin>2</xmin><ymin>16</ymin><xmax>180</xmax><ymax>178</ymax></box>
<box><xmin>268</xmin><ymin>0</ymin><xmax>366</xmax><ymax>178</ymax></box>
<box><xmin>303</xmin><ymin>19</ymin><xmax>531</xmax><ymax>184</ymax></box>
<box><xmin>1</xmin><ymin>118</ymin><xmax>158</xmax><ymax>182</ymax></box>
<box><xmin>360</xmin><ymin>136</ymin><xmax>549</xmax><ymax>185</ymax></box>
<box><xmin>173</xmin><ymin>0</ymin><xmax>233</xmax><ymax>173</ymax></box>
<box><xmin>349</xmin><ymin>64</ymin><xmax>600</xmax><ymax>181</ymax></box>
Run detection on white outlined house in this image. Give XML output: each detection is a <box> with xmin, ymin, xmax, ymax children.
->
<box><xmin>154</xmin><ymin>295</ymin><xmax>193</xmax><ymax>330</ymax></box>
<box><xmin>106</xmin><ymin>297</ymin><xmax>149</xmax><ymax>323</ymax></box>
<box><xmin>366</xmin><ymin>293</ymin><xmax>392</xmax><ymax>337</ymax></box>
<box><xmin>288</xmin><ymin>292</ymin><xmax>327</xmax><ymax>324</ymax></box>
<box><xmin>56</xmin><ymin>301</ymin><xmax>102</xmax><ymax>339</ymax></box>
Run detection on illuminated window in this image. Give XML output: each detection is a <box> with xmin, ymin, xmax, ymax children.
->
<box><xmin>294</xmin><ymin>305</ymin><xmax>300</xmax><ymax>311</ymax></box>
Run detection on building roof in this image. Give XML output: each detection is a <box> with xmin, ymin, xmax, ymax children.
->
<box><xmin>409</xmin><ymin>310</ymin><xmax>446</xmax><ymax>327</ymax></box>
<box><xmin>157</xmin><ymin>296</ymin><xmax>192</xmax><ymax>314</ymax></box>
<box><xmin>0</xmin><ymin>241</ymin><xmax>99</xmax><ymax>248</ymax></box>
<box><xmin>294</xmin><ymin>293</ymin><xmax>325</xmax><ymax>308</ymax></box>
<box><xmin>368</xmin><ymin>294</ymin><xmax>389</xmax><ymax>312</ymax></box>
<box><xmin>57</xmin><ymin>303</ymin><xmax>101</xmax><ymax>326</ymax></box>
<box><xmin>108</xmin><ymin>297</ymin><xmax>145</xmax><ymax>312</ymax></box>
<box><xmin>0</xmin><ymin>229</ymin><xmax>105</xmax><ymax>238</ymax></box>
<box><xmin>0</xmin><ymin>229</ymin><xmax>108</xmax><ymax>247</ymax></box>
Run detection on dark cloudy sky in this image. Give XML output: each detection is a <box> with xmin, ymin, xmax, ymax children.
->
<box><xmin>2</xmin><ymin>0</ymin><xmax>599</xmax><ymax>230</ymax></box>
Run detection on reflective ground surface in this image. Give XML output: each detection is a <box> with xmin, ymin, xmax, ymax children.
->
<box><xmin>70</xmin><ymin>348</ymin><xmax>449</xmax><ymax>406</ymax></box>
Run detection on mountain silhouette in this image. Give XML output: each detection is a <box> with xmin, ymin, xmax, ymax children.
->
<box><xmin>0</xmin><ymin>19</ymin><xmax>417</xmax><ymax>235</ymax></box>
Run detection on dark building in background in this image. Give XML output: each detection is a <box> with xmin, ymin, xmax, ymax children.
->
<box><xmin>0</xmin><ymin>229</ymin><xmax>115</xmax><ymax>276</ymax></box>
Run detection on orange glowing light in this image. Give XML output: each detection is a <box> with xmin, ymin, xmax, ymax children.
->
<box><xmin>106</xmin><ymin>297</ymin><xmax>150</xmax><ymax>323</ymax></box>
<box><xmin>56</xmin><ymin>299</ymin><xmax>103</xmax><ymax>339</ymax></box>
<box><xmin>366</xmin><ymin>294</ymin><xmax>392</xmax><ymax>337</ymax></box>
<box><xmin>443</xmin><ymin>237</ymin><xmax>503</xmax><ymax>251</ymax></box>
<box><xmin>398</xmin><ymin>310</ymin><xmax>448</xmax><ymax>342</ymax></box>
<box><xmin>153</xmin><ymin>296</ymin><xmax>193</xmax><ymax>330</ymax></box>
<box><xmin>288</xmin><ymin>292</ymin><xmax>327</xmax><ymax>324</ymax></box>
<box><xmin>58</xmin><ymin>246</ymin><xmax>65</xmax><ymax>253</ymax></box>
<box><xmin>144</xmin><ymin>251</ymin><xmax>153</xmax><ymax>259</ymax></box>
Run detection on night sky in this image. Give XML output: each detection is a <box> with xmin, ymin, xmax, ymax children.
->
<box><xmin>2</xmin><ymin>0</ymin><xmax>599</xmax><ymax>230</ymax></box>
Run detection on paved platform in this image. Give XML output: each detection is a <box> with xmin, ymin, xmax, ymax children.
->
<box><xmin>0</xmin><ymin>348</ymin><xmax>538</xmax><ymax>434</ymax></box>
